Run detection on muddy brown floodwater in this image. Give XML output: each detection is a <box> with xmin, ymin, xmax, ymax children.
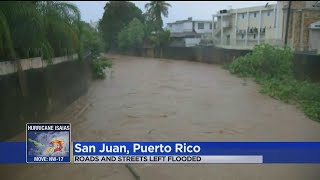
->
<box><xmin>2</xmin><ymin>54</ymin><xmax>320</xmax><ymax>179</ymax></box>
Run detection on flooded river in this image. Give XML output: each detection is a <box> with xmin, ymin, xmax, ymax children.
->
<box><xmin>2</xmin><ymin>54</ymin><xmax>320</xmax><ymax>179</ymax></box>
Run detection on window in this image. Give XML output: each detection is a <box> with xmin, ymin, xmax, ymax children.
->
<box><xmin>214</xmin><ymin>23</ymin><xmax>216</xmax><ymax>29</ymax></box>
<box><xmin>254</xmin><ymin>12</ymin><xmax>257</xmax><ymax>18</ymax></box>
<box><xmin>241</xmin><ymin>34</ymin><xmax>244</xmax><ymax>39</ymax></box>
<box><xmin>210</xmin><ymin>23</ymin><xmax>212</xmax><ymax>29</ymax></box>
<box><xmin>267</xmin><ymin>11</ymin><xmax>270</xmax><ymax>16</ymax></box>
<box><xmin>253</xmin><ymin>34</ymin><xmax>256</xmax><ymax>39</ymax></box>
<box><xmin>242</xmin><ymin>13</ymin><xmax>245</xmax><ymax>19</ymax></box>
<box><xmin>198</xmin><ymin>23</ymin><xmax>204</xmax><ymax>29</ymax></box>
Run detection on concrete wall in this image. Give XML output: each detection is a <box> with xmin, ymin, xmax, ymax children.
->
<box><xmin>0</xmin><ymin>56</ymin><xmax>90</xmax><ymax>140</ymax></box>
<box><xmin>160</xmin><ymin>46</ymin><xmax>251</xmax><ymax>64</ymax></box>
<box><xmin>139</xmin><ymin>46</ymin><xmax>320</xmax><ymax>82</ymax></box>
<box><xmin>0</xmin><ymin>54</ymin><xmax>78</xmax><ymax>76</ymax></box>
<box><xmin>185</xmin><ymin>38</ymin><xmax>201</xmax><ymax>47</ymax></box>
<box><xmin>168</xmin><ymin>21</ymin><xmax>193</xmax><ymax>33</ymax></box>
<box><xmin>194</xmin><ymin>22</ymin><xmax>212</xmax><ymax>34</ymax></box>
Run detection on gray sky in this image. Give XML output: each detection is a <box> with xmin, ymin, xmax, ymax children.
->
<box><xmin>72</xmin><ymin>1</ymin><xmax>277</xmax><ymax>24</ymax></box>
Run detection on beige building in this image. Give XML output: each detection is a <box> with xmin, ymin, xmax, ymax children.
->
<box><xmin>282</xmin><ymin>1</ymin><xmax>320</xmax><ymax>52</ymax></box>
<box><xmin>212</xmin><ymin>1</ymin><xmax>320</xmax><ymax>53</ymax></box>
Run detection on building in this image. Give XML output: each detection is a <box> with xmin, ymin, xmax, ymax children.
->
<box><xmin>212</xmin><ymin>1</ymin><xmax>320</xmax><ymax>53</ymax></box>
<box><xmin>281</xmin><ymin>1</ymin><xmax>320</xmax><ymax>52</ymax></box>
<box><xmin>212</xmin><ymin>3</ymin><xmax>280</xmax><ymax>49</ymax></box>
<box><xmin>166</xmin><ymin>17</ymin><xmax>213</xmax><ymax>47</ymax></box>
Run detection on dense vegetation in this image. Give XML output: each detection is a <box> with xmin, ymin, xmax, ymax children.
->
<box><xmin>225</xmin><ymin>44</ymin><xmax>320</xmax><ymax>121</ymax></box>
<box><xmin>99</xmin><ymin>1</ymin><xmax>144</xmax><ymax>51</ymax></box>
<box><xmin>99</xmin><ymin>1</ymin><xmax>171</xmax><ymax>53</ymax></box>
<box><xmin>0</xmin><ymin>1</ymin><xmax>82</xmax><ymax>62</ymax></box>
<box><xmin>0</xmin><ymin>1</ymin><xmax>111</xmax><ymax>81</ymax></box>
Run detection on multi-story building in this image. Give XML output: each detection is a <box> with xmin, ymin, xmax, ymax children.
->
<box><xmin>212</xmin><ymin>1</ymin><xmax>320</xmax><ymax>53</ymax></box>
<box><xmin>166</xmin><ymin>17</ymin><xmax>213</xmax><ymax>47</ymax></box>
<box><xmin>212</xmin><ymin>3</ymin><xmax>280</xmax><ymax>49</ymax></box>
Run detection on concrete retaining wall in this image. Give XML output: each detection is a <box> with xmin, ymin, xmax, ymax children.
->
<box><xmin>0</xmin><ymin>54</ymin><xmax>78</xmax><ymax>76</ymax></box>
<box><xmin>122</xmin><ymin>46</ymin><xmax>320</xmax><ymax>82</ymax></box>
<box><xmin>0</xmin><ymin>55</ymin><xmax>90</xmax><ymax>141</ymax></box>
<box><xmin>160</xmin><ymin>46</ymin><xmax>320</xmax><ymax>82</ymax></box>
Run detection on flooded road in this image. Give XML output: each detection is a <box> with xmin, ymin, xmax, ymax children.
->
<box><xmin>2</xmin><ymin>54</ymin><xmax>320</xmax><ymax>179</ymax></box>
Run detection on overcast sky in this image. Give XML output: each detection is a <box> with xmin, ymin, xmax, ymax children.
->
<box><xmin>72</xmin><ymin>1</ymin><xmax>277</xmax><ymax>24</ymax></box>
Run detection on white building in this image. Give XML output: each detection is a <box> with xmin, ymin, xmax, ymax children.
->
<box><xmin>212</xmin><ymin>1</ymin><xmax>320</xmax><ymax>52</ymax></box>
<box><xmin>212</xmin><ymin>3</ymin><xmax>281</xmax><ymax>49</ymax></box>
<box><xmin>166</xmin><ymin>17</ymin><xmax>213</xmax><ymax>47</ymax></box>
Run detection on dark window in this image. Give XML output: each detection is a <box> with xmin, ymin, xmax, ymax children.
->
<box><xmin>241</xmin><ymin>34</ymin><xmax>244</xmax><ymax>39</ymax></box>
<box><xmin>253</xmin><ymin>34</ymin><xmax>256</xmax><ymax>39</ymax></box>
<box><xmin>267</xmin><ymin>11</ymin><xmax>270</xmax><ymax>16</ymax></box>
<box><xmin>242</xmin><ymin>14</ymin><xmax>245</xmax><ymax>19</ymax></box>
<box><xmin>210</xmin><ymin>23</ymin><xmax>212</xmax><ymax>29</ymax></box>
<box><xmin>254</xmin><ymin>12</ymin><xmax>257</xmax><ymax>18</ymax></box>
<box><xmin>198</xmin><ymin>23</ymin><xmax>204</xmax><ymax>29</ymax></box>
<box><xmin>214</xmin><ymin>23</ymin><xmax>216</xmax><ymax>29</ymax></box>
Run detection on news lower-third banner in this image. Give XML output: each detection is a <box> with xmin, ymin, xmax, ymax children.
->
<box><xmin>1</xmin><ymin>142</ymin><xmax>320</xmax><ymax>164</ymax></box>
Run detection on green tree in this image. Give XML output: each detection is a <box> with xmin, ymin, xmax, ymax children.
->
<box><xmin>99</xmin><ymin>1</ymin><xmax>144</xmax><ymax>51</ymax></box>
<box><xmin>145</xmin><ymin>1</ymin><xmax>171</xmax><ymax>31</ymax></box>
<box><xmin>143</xmin><ymin>12</ymin><xmax>157</xmax><ymax>38</ymax></box>
<box><xmin>149</xmin><ymin>30</ymin><xmax>171</xmax><ymax>57</ymax></box>
<box><xmin>118</xmin><ymin>27</ymin><xmax>129</xmax><ymax>49</ymax></box>
<box><xmin>80</xmin><ymin>21</ymin><xmax>103</xmax><ymax>59</ymax></box>
<box><xmin>0</xmin><ymin>1</ymin><xmax>81</xmax><ymax>61</ymax></box>
<box><xmin>118</xmin><ymin>18</ymin><xmax>145</xmax><ymax>49</ymax></box>
<box><xmin>127</xmin><ymin>18</ymin><xmax>145</xmax><ymax>47</ymax></box>
<box><xmin>0</xmin><ymin>1</ymin><xmax>81</xmax><ymax>96</ymax></box>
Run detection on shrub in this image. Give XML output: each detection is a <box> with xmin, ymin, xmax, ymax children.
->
<box><xmin>91</xmin><ymin>57</ymin><xmax>112</xmax><ymax>79</ymax></box>
<box><xmin>225</xmin><ymin>44</ymin><xmax>320</xmax><ymax>121</ymax></box>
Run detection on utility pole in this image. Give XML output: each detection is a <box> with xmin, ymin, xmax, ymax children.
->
<box><xmin>284</xmin><ymin>1</ymin><xmax>292</xmax><ymax>47</ymax></box>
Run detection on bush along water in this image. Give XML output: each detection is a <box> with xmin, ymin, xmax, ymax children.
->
<box><xmin>91</xmin><ymin>57</ymin><xmax>112</xmax><ymax>79</ymax></box>
<box><xmin>225</xmin><ymin>44</ymin><xmax>320</xmax><ymax>121</ymax></box>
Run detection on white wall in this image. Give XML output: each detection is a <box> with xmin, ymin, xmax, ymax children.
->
<box><xmin>0</xmin><ymin>54</ymin><xmax>78</xmax><ymax>76</ymax></box>
<box><xmin>168</xmin><ymin>21</ymin><xmax>193</xmax><ymax>33</ymax></box>
<box><xmin>185</xmin><ymin>38</ymin><xmax>201</xmax><ymax>47</ymax></box>
<box><xmin>183</xmin><ymin>22</ymin><xmax>193</xmax><ymax>32</ymax></box>
<box><xmin>194</xmin><ymin>22</ymin><xmax>212</xmax><ymax>33</ymax></box>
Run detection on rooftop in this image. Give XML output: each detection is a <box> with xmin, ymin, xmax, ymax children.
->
<box><xmin>167</xmin><ymin>17</ymin><xmax>212</xmax><ymax>24</ymax></box>
<box><xmin>213</xmin><ymin>3</ymin><xmax>277</xmax><ymax>16</ymax></box>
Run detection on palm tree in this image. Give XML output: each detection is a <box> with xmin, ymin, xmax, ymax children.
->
<box><xmin>0</xmin><ymin>1</ymin><xmax>81</xmax><ymax>61</ymax></box>
<box><xmin>0</xmin><ymin>1</ymin><xmax>81</xmax><ymax>96</ymax></box>
<box><xmin>145</xmin><ymin>1</ymin><xmax>171</xmax><ymax>31</ymax></box>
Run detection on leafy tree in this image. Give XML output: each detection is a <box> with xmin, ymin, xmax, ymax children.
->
<box><xmin>149</xmin><ymin>30</ymin><xmax>171</xmax><ymax>57</ymax></box>
<box><xmin>143</xmin><ymin>12</ymin><xmax>157</xmax><ymax>38</ymax></box>
<box><xmin>0</xmin><ymin>1</ymin><xmax>81</xmax><ymax>61</ymax></box>
<box><xmin>99</xmin><ymin>1</ymin><xmax>144</xmax><ymax>51</ymax></box>
<box><xmin>145</xmin><ymin>1</ymin><xmax>171</xmax><ymax>31</ymax></box>
<box><xmin>118</xmin><ymin>18</ymin><xmax>145</xmax><ymax>49</ymax></box>
<box><xmin>0</xmin><ymin>1</ymin><xmax>81</xmax><ymax>96</ymax></box>
<box><xmin>127</xmin><ymin>18</ymin><xmax>145</xmax><ymax>47</ymax></box>
<box><xmin>118</xmin><ymin>27</ymin><xmax>129</xmax><ymax>49</ymax></box>
<box><xmin>80</xmin><ymin>21</ymin><xmax>103</xmax><ymax>59</ymax></box>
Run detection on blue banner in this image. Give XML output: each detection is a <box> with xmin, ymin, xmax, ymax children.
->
<box><xmin>2</xmin><ymin>142</ymin><xmax>320</xmax><ymax>163</ymax></box>
<box><xmin>73</xmin><ymin>142</ymin><xmax>320</xmax><ymax>163</ymax></box>
<box><xmin>0</xmin><ymin>142</ymin><xmax>26</xmax><ymax>163</ymax></box>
